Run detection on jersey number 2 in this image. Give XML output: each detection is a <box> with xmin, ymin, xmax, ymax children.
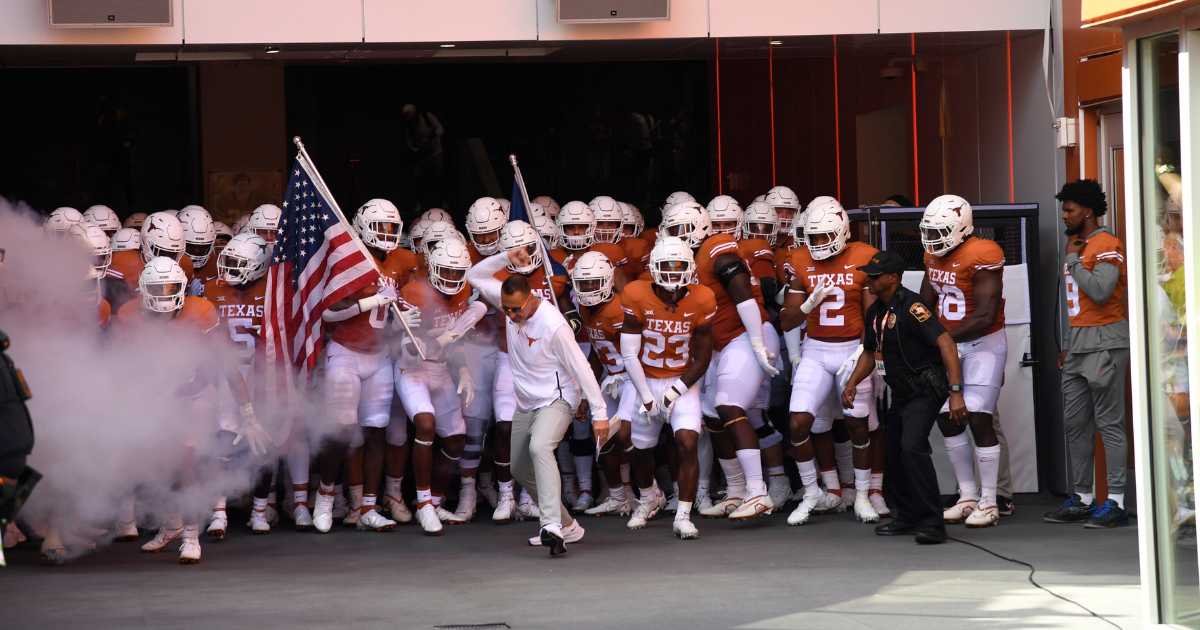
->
<box><xmin>818</xmin><ymin>287</ymin><xmax>846</xmax><ymax>327</ymax></box>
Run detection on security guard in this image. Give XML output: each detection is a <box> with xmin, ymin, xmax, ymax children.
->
<box><xmin>841</xmin><ymin>251</ymin><xmax>966</xmax><ymax>544</ymax></box>
<box><xmin>0</xmin><ymin>245</ymin><xmax>40</xmax><ymax>566</ymax></box>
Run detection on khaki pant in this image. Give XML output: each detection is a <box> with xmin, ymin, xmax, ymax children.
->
<box><xmin>511</xmin><ymin>399</ymin><xmax>575</xmax><ymax>528</ymax></box>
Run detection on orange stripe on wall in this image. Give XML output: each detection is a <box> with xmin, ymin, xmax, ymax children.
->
<box><xmin>770</xmin><ymin>37</ymin><xmax>777</xmax><ymax>187</ymax></box>
<box><xmin>911</xmin><ymin>33</ymin><xmax>919</xmax><ymax>205</ymax></box>
<box><xmin>834</xmin><ymin>35</ymin><xmax>842</xmax><ymax>201</ymax></box>
<box><xmin>1007</xmin><ymin>31</ymin><xmax>1015</xmax><ymax>203</ymax></box>
<box><xmin>716</xmin><ymin>37</ymin><xmax>723</xmax><ymax>196</ymax></box>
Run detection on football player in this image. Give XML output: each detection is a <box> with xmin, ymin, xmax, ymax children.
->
<box><xmin>105</xmin><ymin>212</ymin><xmax>195</xmax><ymax>311</ymax></box>
<box><xmin>178</xmin><ymin>206</ymin><xmax>220</xmax><ymax>295</ymax></box>
<box><xmin>765</xmin><ymin>186</ymin><xmax>802</xmax><ymax>251</ymax></box>
<box><xmin>532</xmin><ymin>195</ymin><xmax>561</xmax><ymax>219</ymax></box>
<box><xmin>919</xmin><ymin>195</ymin><xmax>1009</xmax><ymax>527</ymax></box>
<box><xmin>555</xmin><ymin>201</ymin><xmax>629</xmax><ymax>287</ymax></box>
<box><xmin>123</xmin><ymin>212</ymin><xmax>148</xmax><ymax>229</ymax></box>
<box><xmin>83</xmin><ymin>205</ymin><xmax>121</xmax><ymax>237</ymax></box>
<box><xmin>618</xmin><ymin>237</ymin><xmax>716</xmax><ymax>539</ymax></box>
<box><xmin>44</xmin><ymin>207</ymin><xmax>84</xmax><ymax>238</ymax></box>
<box><xmin>245</xmin><ymin>204</ymin><xmax>282</xmax><ymax>246</ymax></box>
<box><xmin>212</xmin><ymin>221</ymin><xmax>235</xmax><ymax>257</ymax></box>
<box><xmin>466</xmin><ymin>197</ymin><xmax>509</xmax><ymax>264</ymax></box>
<box><xmin>618</xmin><ymin>202</ymin><xmax>651</xmax><ymax>281</ymax></box>
<box><xmin>110</xmin><ymin>227</ymin><xmax>141</xmax><ymax>253</ymax></box>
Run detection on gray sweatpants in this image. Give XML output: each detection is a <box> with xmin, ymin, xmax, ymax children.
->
<box><xmin>1062</xmin><ymin>348</ymin><xmax>1130</xmax><ymax>495</ymax></box>
<box><xmin>511</xmin><ymin>399</ymin><xmax>575</xmax><ymax>529</ymax></box>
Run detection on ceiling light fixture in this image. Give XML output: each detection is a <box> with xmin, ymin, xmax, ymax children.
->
<box><xmin>440</xmin><ymin>44</ymin><xmax>455</xmax><ymax>48</ymax></box>
<box><xmin>769</xmin><ymin>40</ymin><xmax>782</xmax><ymax>45</ymax></box>
<box><xmin>264</xmin><ymin>46</ymin><xmax>279</xmax><ymax>54</ymax></box>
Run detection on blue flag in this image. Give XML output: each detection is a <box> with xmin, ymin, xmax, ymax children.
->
<box><xmin>509</xmin><ymin>180</ymin><xmax>529</xmax><ymax>224</ymax></box>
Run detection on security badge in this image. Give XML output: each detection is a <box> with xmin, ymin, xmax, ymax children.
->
<box><xmin>909</xmin><ymin>302</ymin><xmax>932</xmax><ymax>322</ymax></box>
<box><xmin>887</xmin><ymin>313</ymin><xmax>897</xmax><ymax>328</ymax></box>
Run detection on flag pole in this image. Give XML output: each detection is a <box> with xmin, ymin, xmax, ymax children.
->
<box><xmin>508</xmin><ymin>154</ymin><xmax>559</xmax><ymax>310</ymax></box>
<box><xmin>293</xmin><ymin>137</ymin><xmax>425</xmax><ymax>360</ymax></box>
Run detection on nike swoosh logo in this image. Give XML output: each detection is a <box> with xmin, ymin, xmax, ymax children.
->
<box><xmin>254</xmin><ymin>296</ymin><xmax>264</xmax><ymax>301</ymax></box>
<box><xmin>951</xmin><ymin>263</ymin><xmax>961</xmax><ymax>267</ymax></box>
<box><xmin>684</xmin><ymin>312</ymin><xmax>694</xmax><ymax>317</ymax></box>
<box><xmin>845</xmin><ymin>264</ymin><xmax>855</xmax><ymax>269</ymax></box>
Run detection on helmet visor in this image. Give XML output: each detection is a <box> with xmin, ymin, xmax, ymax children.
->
<box><xmin>148</xmin><ymin>243</ymin><xmax>183</xmax><ymax>262</ymax></box>
<box><xmin>145</xmin><ymin>281</ymin><xmax>184</xmax><ymax>297</ymax></box>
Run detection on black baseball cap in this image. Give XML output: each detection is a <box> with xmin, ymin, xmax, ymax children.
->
<box><xmin>857</xmin><ymin>251</ymin><xmax>906</xmax><ymax>276</ymax></box>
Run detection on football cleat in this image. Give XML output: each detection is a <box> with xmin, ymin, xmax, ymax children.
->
<box><xmin>40</xmin><ymin>530</ymin><xmax>68</xmax><ymax>564</ymax></box>
<box><xmin>342</xmin><ymin>505</ymin><xmax>359</xmax><ymax>528</ymax></box>
<box><xmin>478</xmin><ymin>481</ymin><xmax>499</xmax><ymax>510</ymax></box>
<box><xmin>729</xmin><ymin>493</ymin><xmax>774</xmax><ymax>521</ymax></box>
<box><xmin>248</xmin><ymin>510</ymin><xmax>271</xmax><ymax>534</ymax></box>
<box><xmin>787</xmin><ymin>493</ymin><xmax>823</xmax><ymax>526</ymax></box>
<box><xmin>584</xmin><ymin>495</ymin><xmax>632</xmax><ymax>517</ymax></box>
<box><xmin>312</xmin><ymin>494</ymin><xmax>335</xmax><ymax>533</ymax></box>
<box><xmin>694</xmin><ymin>487</ymin><xmax>714</xmax><ymax>513</ymax></box>
<box><xmin>452</xmin><ymin>492</ymin><xmax>476</xmax><ymax>523</ymax></box>
<box><xmin>178</xmin><ymin>537</ymin><xmax>201</xmax><ymax>564</ymax></box>
<box><xmin>965</xmin><ymin>503</ymin><xmax>1000</xmax><ymax>528</ymax></box>
<box><xmin>332</xmin><ymin>491</ymin><xmax>348</xmax><ymax>521</ymax></box>
<box><xmin>627</xmin><ymin>491</ymin><xmax>666</xmax><ymax>530</ymax></box>
<box><xmin>572</xmin><ymin>490</ymin><xmax>594</xmax><ymax>514</ymax></box>
<box><xmin>436</xmin><ymin>506</ymin><xmax>466</xmax><ymax>524</ymax></box>
<box><xmin>813</xmin><ymin>491</ymin><xmax>846</xmax><ymax>514</ymax></box>
<box><xmin>206</xmin><ymin>509</ymin><xmax>227</xmax><ymax>540</ymax></box>
<box><xmin>842</xmin><ymin>488</ymin><xmax>856</xmax><ymax>508</ymax></box>
<box><xmin>114</xmin><ymin>520</ymin><xmax>139</xmax><ymax>542</ymax></box>
<box><xmin>383</xmin><ymin>494</ymin><xmax>413</xmax><ymax>524</ymax></box>
<box><xmin>416</xmin><ymin>504</ymin><xmax>443</xmax><ymax>535</ymax></box>
<box><xmin>292</xmin><ymin>504</ymin><xmax>314</xmax><ymax>531</ymax></box>
<box><xmin>665</xmin><ymin>492</ymin><xmax>679</xmax><ymax>513</ymax></box>
<box><xmin>493</xmin><ymin>494</ymin><xmax>516</xmax><ymax>523</ymax></box>
<box><xmin>529</xmin><ymin>519</ymin><xmax>585</xmax><ymax>547</ymax></box>
<box><xmin>673</xmin><ymin>518</ymin><xmax>699</xmax><ymax>540</ymax></box>
<box><xmin>943</xmin><ymin>498</ymin><xmax>978</xmax><ymax>524</ymax></box>
<box><xmin>357</xmin><ymin>508</ymin><xmax>397</xmax><ymax>532</ymax></box>
<box><xmin>515</xmin><ymin>495</ymin><xmax>541</xmax><ymax>521</ymax></box>
<box><xmin>562</xmin><ymin>481</ymin><xmax>580</xmax><ymax>511</ymax></box>
<box><xmin>869</xmin><ymin>493</ymin><xmax>891</xmax><ymax>517</ymax></box>
<box><xmin>141</xmin><ymin>526</ymin><xmax>184</xmax><ymax>553</ymax></box>
<box><xmin>262</xmin><ymin>504</ymin><xmax>279</xmax><ymax>527</ymax></box>
<box><xmin>854</xmin><ymin>492</ymin><xmax>880</xmax><ymax>523</ymax></box>
<box><xmin>768</xmin><ymin>477</ymin><xmax>794</xmax><ymax>508</ymax></box>
<box><xmin>699</xmin><ymin>497</ymin><xmax>742</xmax><ymax>519</ymax></box>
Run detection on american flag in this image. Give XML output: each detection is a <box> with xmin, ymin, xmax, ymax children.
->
<box><xmin>262</xmin><ymin>152</ymin><xmax>380</xmax><ymax>405</ymax></box>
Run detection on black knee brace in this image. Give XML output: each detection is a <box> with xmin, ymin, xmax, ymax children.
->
<box><xmin>569</xmin><ymin>436</ymin><xmax>595</xmax><ymax>457</ymax></box>
<box><xmin>831</xmin><ymin>418</ymin><xmax>850</xmax><ymax>442</ymax></box>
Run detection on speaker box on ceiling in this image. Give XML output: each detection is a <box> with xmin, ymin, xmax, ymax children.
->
<box><xmin>49</xmin><ymin>0</ymin><xmax>173</xmax><ymax>27</ymax></box>
<box><xmin>556</xmin><ymin>0</ymin><xmax>669</xmax><ymax>23</ymax></box>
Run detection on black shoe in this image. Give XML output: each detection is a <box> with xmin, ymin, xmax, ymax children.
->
<box><xmin>1043</xmin><ymin>495</ymin><xmax>1097</xmax><ymax>523</ymax></box>
<box><xmin>997</xmin><ymin>495</ymin><xmax>1014</xmax><ymax>516</ymax></box>
<box><xmin>1083</xmin><ymin>499</ymin><xmax>1130</xmax><ymax>529</ymax></box>
<box><xmin>875</xmin><ymin>519</ymin><xmax>919</xmax><ymax>536</ymax></box>
<box><xmin>915</xmin><ymin>526</ymin><xmax>948</xmax><ymax>544</ymax></box>
<box><xmin>540</xmin><ymin>526</ymin><xmax>567</xmax><ymax>556</ymax></box>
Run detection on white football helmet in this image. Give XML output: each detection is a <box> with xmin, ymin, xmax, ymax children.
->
<box><xmin>659</xmin><ymin>201</ymin><xmax>711</xmax><ymax>249</ymax></box>
<box><xmin>409</xmin><ymin>218</ymin><xmax>435</xmax><ymax>254</ymax></box>
<box><xmin>69</xmin><ymin>223</ymin><xmax>112</xmax><ymax>276</ymax></box>
<box><xmin>620</xmin><ymin>202</ymin><xmax>644</xmax><ymax>238</ymax></box>
<box><xmin>232</xmin><ymin>214</ymin><xmax>251</xmax><ymax>234</ymax></box>
<box><xmin>589</xmin><ymin>196</ymin><xmax>625</xmax><ymax>244</ymax></box>
<box><xmin>742</xmin><ymin>201</ymin><xmax>778</xmax><ymax>245</ymax></box>
<box><xmin>427</xmin><ymin>239</ymin><xmax>473</xmax><ymax>296</ymax></box>
<box><xmin>217</xmin><ymin>233</ymin><xmax>271</xmax><ymax>285</ymax></box>
<box><xmin>353</xmin><ymin>199</ymin><xmax>403</xmax><ymax>252</ymax></box>
<box><xmin>83</xmin><ymin>266</ymin><xmax>103</xmax><ymax>306</ymax></box>
<box><xmin>421</xmin><ymin>208</ymin><xmax>453</xmax><ymax>224</ymax></box>
<box><xmin>570</xmin><ymin>251</ymin><xmax>615</xmax><ymax>307</ymax></box>
<box><xmin>212</xmin><ymin>221</ymin><xmax>235</xmax><ymax>256</ymax></box>
<box><xmin>920</xmin><ymin>194</ymin><xmax>974</xmax><ymax>257</ymax></box>
<box><xmin>804</xmin><ymin>198</ymin><xmax>850</xmax><ymax>261</ymax></box>
<box><xmin>83</xmin><ymin>205</ymin><xmax>121</xmax><ymax>236</ymax></box>
<box><xmin>466</xmin><ymin>197</ymin><xmax>508</xmax><ymax>256</ymax></box>
<box><xmin>663</xmin><ymin>191</ymin><xmax>695</xmax><ymax>211</ymax></box>
<box><xmin>528</xmin><ymin>201</ymin><xmax>547</xmax><ymax>221</ymax></box>
<box><xmin>532</xmin><ymin>213</ymin><xmax>559</xmax><ymax>250</ymax></box>
<box><xmin>177</xmin><ymin>206</ymin><xmax>217</xmax><ymax>268</ymax></box>
<box><xmin>140</xmin><ymin>212</ymin><xmax>186</xmax><ymax>263</ymax></box>
<box><xmin>45</xmin><ymin>207</ymin><xmax>84</xmax><ymax>238</ymax></box>
<box><xmin>499</xmin><ymin>220</ymin><xmax>543</xmax><ymax>274</ymax></box>
<box><xmin>765</xmin><ymin>186</ymin><xmax>801</xmax><ymax>234</ymax></box>
<box><xmin>649</xmin><ymin>236</ymin><xmax>696</xmax><ymax>292</ymax></box>
<box><xmin>139</xmin><ymin>256</ymin><xmax>188</xmax><ymax>313</ymax></box>
<box><xmin>496</xmin><ymin>199</ymin><xmax>511</xmax><ymax>217</ymax></box>
<box><xmin>110</xmin><ymin>227</ymin><xmax>142</xmax><ymax>252</ymax></box>
<box><xmin>557</xmin><ymin>201</ymin><xmax>596</xmax><ymax>250</ymax></box>
<box><xmin>124</xmin><ymin>212</ymin><xmax>148</xmax><ymax>229</ymax></box>
<box><xmin>795</xmin><ymin>196</ymin><xmax>837</xmax><ymax>248</ymax></box>
<box><xmin>532</xmin><ymin>196</ymin><xmax>560</xmax><ymax>218</ymax></box>
<box><xmin>247</xmin><ymin>204</ymin><xmax>283</xmax><ymax>243</ymax></box>
<box><xmin>706</xmin><ymin>195</ymin><xmax>743</xmax><ymax>237</ymax></box>
<box><xmin>421</xmin><ymin>220</ymin><xmax>466</xmax><ymax>259</ymax></box>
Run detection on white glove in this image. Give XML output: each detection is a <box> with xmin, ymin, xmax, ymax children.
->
<box><xmin>601</xmin><ymin>372</ymin><xmax>626</xmax><ymax>399</ymax></box>
<box><xmin>456</xmin><ymin>367</ymin><xmax>475</xmax><ymax>408</ymax></box>
<box><xmin>800</xmin><ymin>278</ymin><xmax>833</xmax><ymax>314</ymax></box>
<box><xmin>232</xmin><ymin>403</ymin><xmax>272</xmax><ymax>457</ymax></box>
<box><xmin>752</xmin><ymin>339</ymin><xmax>780</xmax><ymax>377</ymax></box>
<box><xmin>399</xmin><ymin>306</ymin><xmax>422</xmax><ymax>330</ymax></box>
<box><xmin>638</xmin><ymin>395</ymin><xmax>660</xmax><ymax>425</ymax></box>
<box><xmin>775</xmin><ymin>286</ymin><xmax>788</xmax><ymax>306</ymax></box>
<box><xmin>836</xmin><ymin>344</ymin><xmax>865</xmax><ymax>390</ymax></box>
<box><xmin>659</xmin><ymin>378</ymin><xmax>689</xmax><ymax>413</ymax></box>
<box><xmin>358</xmin><ymin>286</ymin><xmax>398</xmax><ymax>312</ymax></box>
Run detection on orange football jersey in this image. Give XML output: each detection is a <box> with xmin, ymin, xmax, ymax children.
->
<box><xmin>621</xmin><ymin>237</ymin><xmax>651</xmax><ymax>281</ymax></box>
<box><xmin>789</xmin><ymin>240</ymin><xmax>878</xmax><ymax>339</ymax></box>
<box><xmin>327</xmin><ymin>248</ymin><xmax>420</xmax><ymax>355</ymax></box>
<box><xmin>191</xmin><ymin>257</ymin><xmax>221</xmax><ymax>296</ymax></box>
<box><xmin>399</xmin><ymin>276</ymin><xmax>471</xmax><ymax>361</ymax></box>
<box><xmin>739</xmin><ymin>238</ymin><xmax>776</xmax><ymax>282</ymax></box>
<box><xmin>621</xmin><ymin>280</ymin><xmax>715</xmax><ymax>379</ymax></box>
<box><xmin>467</xmin><ymin>241</ymin><xmax>488</xmax><ymax>265</ymax></box>
<box><xmin>98</xmin><ymin>299</ymin><xmax>112</xmax><ymax>330</ymax></box>
<box><xmin>695</xmin><ymin>233</ymin><xmax>768</xmax><ymax>350</ymax></box>
<box><xmin>204</xmin><ymin>277</ymin><xmax>267</xmax><ymax>368</ymax></box>
<box><xmin>114</xmin><ymin>295</ymin><xmax>219</xmax><ymax>334</ymax></box>
<box><xmin>106</xmin><ymin>250</ymin><xmax>194</xmax><ymax>309</ymax></box>
<box><xmin>549</xmin><ymin>248</ymin><xmax>570</xmax><ymax>265</ymax></box>
<box><xmin>581</xmin><ymin>297</ymin><xmax>626</xmax><ymax>376</ymax></box>
<box><xmin>492</xmin><ymin>265</ymin><xmax>571</xmax><ymax>353</ymax></box>
<box><xmin>776</xmin><ymin>244</ymin><xmax>796</xmax><ymax>285</ymax></box>
<box><xmin>561</xmin><ymin>243</ymin><xmax>628</xmax><ymax>273</ymax></box>
<box><xmin>640</xmin><ymin>228</ymin><xmax>659</xmax><ymax>245</ymax></box>
<box><xmin>924</xmin><ymin>236</ymin><xmax>1006</xmax><ymax>336</ymax></box>
<box><xmin>1065</xmin><ymin>231</ymin><xmax>1127</xmax><ymax>327</ymax></box>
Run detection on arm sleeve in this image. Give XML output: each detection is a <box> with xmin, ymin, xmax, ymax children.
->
<box><xmin>1066</xmin><ymin>256</ymin><xmax>1120</xmax><ymax>305</ymax></box>
<box><xmin>466</xmin><ymin>253</ymin><xmax>509</xmax><ymax>308</ymax></box>
<box><xmin>735</xmin><ymin>298</ymin><xmax>764</xmax><ymax>344</ymax></box>
<box><xmin>620</xmin><ymin>332</ymin><xmax>654</xmax><ymax>403</ymax></box>
<box><xmin>784</xmin><ymin>326</ymin><xmax>802</xmax><ymax>357</ymax></box>
<box><xmin>323</xmin><ymin>303</ymin><xmax>361</xmax><ymax>322</ymax></box>
<box><xmin>551</xmin><ymin>324</ymin><xmax>606</xmax><ymax>419</ymax></box>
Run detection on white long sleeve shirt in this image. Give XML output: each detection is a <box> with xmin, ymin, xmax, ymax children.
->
<box><xmin>467</xmin><ymin>254</ymin><xmax>608</xmax><ymax>420</ymax></box>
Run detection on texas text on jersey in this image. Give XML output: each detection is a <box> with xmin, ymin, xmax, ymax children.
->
<box><xmin>203</xmin><ymin>277</ymin><xmax>267</xmax><ymax>369</ymax></box>
<box><xmin>399</xmin><ymin>276</ymin><xmax>471</xmax><ymax>362</ymax></box>
<box><xmin>620</xmin><ymin>279</ymin><xmax>716</xmax><ymax>380</ymax></box>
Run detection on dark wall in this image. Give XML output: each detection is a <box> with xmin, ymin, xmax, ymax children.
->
<box><xmin>0</xmin><ymin>68</ymin><xmax>192</xmax><ymax>219</ymax></box>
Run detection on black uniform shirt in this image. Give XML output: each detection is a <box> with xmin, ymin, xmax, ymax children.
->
<box><xmin>863</xmin><ymin>289</ymin><xmax>947</xmax><ymax>379</ymax></box>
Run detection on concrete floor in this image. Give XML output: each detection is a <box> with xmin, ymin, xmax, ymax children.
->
<box><xmin>0</xmin><ymin>493</ymin><xmax>1142</xmax><ymax>630</ymax></box>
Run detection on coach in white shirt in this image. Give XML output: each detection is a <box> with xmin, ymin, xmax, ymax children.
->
<box><xmin>467</xmin><ymin>249</ymin><xmax>609</xmax><ymax>556</ymax></box>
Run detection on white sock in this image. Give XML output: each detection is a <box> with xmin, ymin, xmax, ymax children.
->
<box><xmin>574</xmin><ymin>456</ymin><xmax>594</xmax><ymax>491</ymax></box>
<box><xmin>520</xmin><ymin>488</ymin><xmax>532</xmax><ymax>503</ymax></box>
<box><xmin>767</xmin><ymin>465</ymin><xmax>786</xmax><ymax>479</ymax></box>
<box><xmin>416</xmin><ymin>487</ymin><xmax>432</xmax><ymax>505</ymax></box>
<box><xmin>640</xmin><ymin>480</ymin><xmax>659</xmax><ymax>500</ymax></box>
<box><xmin>834</xmin><ymin>439</ymin><xmax>855</xmax><ymax>486</ymax></box>
<box><xmin>797</xmin><ymin>459</ymin><xmax>821</xmax><ymax>496</ymax></box>
<box><xmin>386</xmin><ymin>475</ymin><xmax>403</xmax><ymax>499</ymax></box>
<box><xmin>718</xmin><ymin>458</ymin><xmax>746</xmax><ymax>499</ymax></box>
<box><xmin>499</xmin><ymin>480</ymin><xmax>514</xmax><ymax>496</ymax></box>
<box><xmin>348</xmin><ymin>485</ymin><xmax>363</xmax><ymax>511</ymax></box>
<box><xmin>293</xmin><ymin>490</ymin><xmax>308</xmax><ymax>507</ymax></box>
<box><xmin>182</xmin><ymin>524</ymin><xmax>200</xmax><ymax>540</ymax></box>
<box><xmin>361</xmin><ymin>495</ymin><xmax>377</xmax><ymax>509</ymax></box>
<box><xmin>944</xmin><ymin>432</ymin><xmax>980</xmax><ymax>499</ymax></box>
<box><xmin>557</xmin><ymin>442</ymin><xmax>575</xmax><ymax>474</ymax></box>
<box><xmin>735</xmin><ymin>449</ymin><xmax>765</xmax><ymax>496</ymax></box>
<box><xmin>854</xmin><ymin>468</ymin><xmax>872</xmax><ymax>494</ymax></box>
<box><xmin>214</xmin><ymin>496</ymin><xmax>227</xmax><ymax>510</ymax></box>
<box><xmin>333</xmin><ymin>484</ymin><xmax>344</xmax><ymax>503</ymax></box>
<box><xmin>253</xmin><ymin>497</ymin><xmax>268</xmax><ymax>512</ymax></box>
<box><xmin>976</xmin><ymin>444</ymin><xmax>1001</xmax><ymax>505</ymax></box>
<box><xmin>120</xmin><ymin>496</ymin><xmax>136</xmax><ymax>523</ymax></box>
<box><xmin>460</xmin><ymin>477</ymin><xmax>476</xmax><ymax>501</ymax></box>
<box><xmin>675</xmin><ymin>501</ymin><xmax>693</xmax><ymax>519</ymax></box>
<box><xmin>609</xmin><ymin>485</ymin><xmax>627</xmax><ymax>501</ymax></box>
<box><xmin>870</xmin><ymin>472</ymin><xmax>884</xmax><ymax>492</ymax></box>
<box><xmin>1078</xmin><ymin>491</ymin><xmax>1095</xmax><ymax>505</ymax></box>
<box><xmin>820</xmin><ymin>468</ymin><xmax>841</xmax><ymax>495</ymax></box>
<box><xmin>1108</xmin><ymin>492</ymin><xmax>1124</xmax><ymax>509</ymax></box>
<box><xmin>620</xmin><ymin>462</ymin><xmax>631</xmax><ymax>486</ymax></box>
<box><xmin>432</xmin><ymin>494</ymin><xmax>443</xmax><ymax>507</ymax></box>
<box><xmin>320</xmin><ymin>482</ymin><xmax>335</xmax><ymax>495</ymax></box>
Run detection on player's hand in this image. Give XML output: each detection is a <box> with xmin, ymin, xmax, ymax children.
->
<box><xmin>640</xmin><ymin>397</ymin><xmax>660</xmax><ymax>424</ymax></box>
<box><xmin>836</xmin><ymin>344</ymin><xmax>864</xmax><ymax>389</ymax></box>
<box><xmin>456</xmin><ymin>367</ymin><xmax>475</xmax><ymax>408</ymax></box>
<box><xmin>841</xmin><ymin>385</ymin><xmax>857</xmax><ymax>410</ymax></box>
<box><xmin>1065</xmin><ymin>238</ymin><xmax>1087</xmax><ymax>256</ymax></box>
<box><xmin>233</xmin><ymin>403</ymin><xmax>272</xmax><ymax>457</ymax></box>
<box><xmin>1057</xmin><ymin>348</ymin><xmax>1069</xmax><ymax>370</ymax></box>
<box><xmin>948</xmin><ymin>392</ymin><xmax>968</xmax><ymax>423</ymax></box>
<box><xmin>800</xmin><ymin>279</ymin><xmax>833</xmax><ymax>314</ymax></box>
<box><xmin>751</xmin><ymin>340</ymin><xmax>780</xmax><ymax>377</ymax></box>
<box><xmin>660</xmin><ymin>378</ymin><xmax>688</xmax><ymax>413</ymax></box>
<box><xmin>507</xmin><ymin>246</ymin><xmax>532</xmax><ymax>269</ymax></box>
<box><xmin>377</xmin><ymin>284</ymin><xmax>399</xmax><ymax>303</ymax></box>
<box><xmin>790</xmin><ymin>347</ymin><xmax>803</xmax><ymax>372</ymax></box>
<box><xmin>601</xmin><ymin>372</ymin><xmax>626</xmax><ymax>399</ymax></box>
<box><xmin>399</xmin><ymin>306</ymin><xmax>422</xmax><ymax>330</ymax></box>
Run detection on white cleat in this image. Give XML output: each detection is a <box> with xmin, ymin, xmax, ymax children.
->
<box><xmin>248</xmin><ymin>509</ymin><xmax>271</xmax><ymax>534</ymax></box>
<box><xmin>478</xmin><ymin>482</ymin><xmax>499</xmax><ymax>510</ymax></box>
<box><xmin>206</xmin><ymin>509</ymin><xmax>228</xmax><ymax>540</ymax></box>
<box><xmin>451</xmin><ymin>494</ymin><xmax>476</xmax><ymax>523</ymax></box>
<box><xmin>842</xmin><ymin>487</ymin><xmax>856</xmax><ymax>508</ymax></box>
<box><xmin>729</xmin><ymin>493</ymin><xmax>774</xmax><ymax>521</ymax></box>
<box><xmin>584</xmin><ymin>495</ymin><xmax>632</xmax><ymax>516</ymax></box>
<box><xmin>529</xmin><ymin>519</ymin><xmax>585</xmax><ymax>546</ymax></box>
<box><xmin>332</xmin><ymin>492</ymin><xmax>348</xmax><ymax>521</ymax></box>
<box><xmin>178</xmin><ymin>537</ymin><xmax>201</xmax><ymax>564</ymax></box>
<box><xmin>965</xmin><ymin>503</ymin><xmax>999</xmax><ymax>528</ymax></box>
<box><xmin>665</xmin><ymin>492</ymin><xmax>679</xmax><ymax>513</ymax></box>
<box><xmin>114</xmin><ymin>520</ymin><xmax>139</xmax><ymax>542</ymax></box>
<box><xmin>357</xmin><ymin>508</ymin><xmax>397</xmax><ymax>532</ymax></box>
<box><xmin>813</xmin><ymin>491</ymin><xmax>846</xmax><ymax>514</ymax></box>
<box><xmin>492</xmin><ymin>494</ymin><xmax>516</xmax><ymax>523</ymax></box>
<box><xmin>416</xmin><ymin>503</ymin><xmax>443</xmax><ymax>535</ymax></box>
<box><xmin>383</xmin><ymin>495</ymin><xmax>413</xmax><ymax>524</ymax></box>
<box><xmin>869</xmin><ymin>492</ymin><xmax>890</xmax><ymax>517</ymax></box>
<box><xmin>854</xmin><ymin>492</ymin><xmax>880</xmax><ymax>523</ymax></box>
<box><xmin>943</xmin><ymin>498</ymin><xmax>978</xmax><ymax>524</ymax></box>
<box><xmin>262</xmin><ymin>504</ymin><xmax>279</xmax><ymax>527</ymax></box>
<box><xmin>572</xmin><ymin>491</ymin><xmax>594</xmax><ymax>514</ymax></box>
<box><xmin>787</xmin><ymin>493</ymin><xmax>822</xmax><ymax>526</ymax></box>
<box><xmin>141</xmin><ymin>526</ymin><xmax>184</xmax><ymax>553</ymax></box>
<box><xmin>40</xmin><ymin>534</ymin><xmax>68</xmax><ymax>564</ymax></box>
<box><xmin>694</xmin><ymin>488</ymin><xmax>714</xmax><ymax>513</ymax></box>
<box><xmin>626</xmin><ymin>491</ymin><xmax>665</xmax><ymax>530</ymax></box>
<box><xmin>293</xmin><ymin>505</ymin><xmax>314</xmax><ymax>531</ymax></box>
<box><xmin>768</xmin><ymin>478</ymin><xmax>793</xmax><ymax>508</ymax></box>
<box><xmin>515</xmin><ymin>495</ymin><xmax>541</xmax><ymax>521</ymax></box>
<box><xmin>312</xmin><ymin>494</ymin><xmax>335</xmax><ymax>533</ymax></box>
<box><xmin>699</xmin><ymin>497</ymin><xmax>742</xmax><ymax>519</ymax></box>
<box><xmin>436</xmin><ymin>506</ymin><xmax>466</xmax><ymax>524</ymax></box>
<box><xmin>342</xmin><ymin>504</ymin><xmax>359</xmax><ymax>528</ymax></box>
<box><xmin>673</xmin><ymin>518</ymin><xmax>699</xmax><ymax>539</ymax></box>
<box><xmin>562</xmin><ymin>481</ymin><xmax>580</xmax><ymax>509</ymax></box>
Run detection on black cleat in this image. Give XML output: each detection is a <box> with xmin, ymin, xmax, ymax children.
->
<box><xmin>1043</xmin><ymin>495</ymin><xmax>1097</xmax><ymax>523</ymax></box>
<box><xmin>1083</xmin><ymin>499</ymin><xmax>1131</xmax><ymax>529</ymax></box>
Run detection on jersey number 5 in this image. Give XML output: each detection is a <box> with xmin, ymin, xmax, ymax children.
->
<box><xmin>641</xmin><ymin>330</ymin><xmax>689</xmax><ymax>368</ymax></box>
<box><xmin>227</xmin><ymin>317</ymin><xmax>256</xmax><ymax>358</ymax></box>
